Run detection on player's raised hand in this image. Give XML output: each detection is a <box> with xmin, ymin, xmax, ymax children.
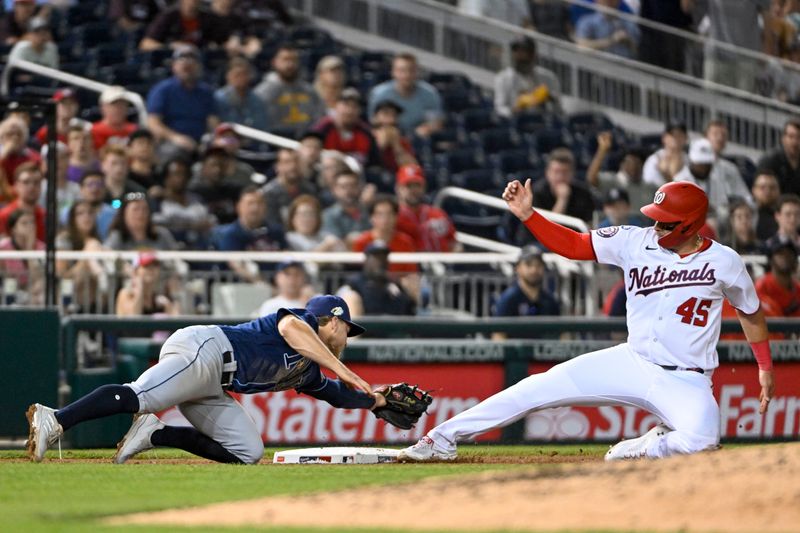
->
<box><xmin>758</xmin><ymin>369</ymin><xmax>775</xmax><ymax>414</ymax></box>
<box><xmin>502</xmin><ymin>179</ymin><xmax>534</xmax><ymax>221</ymax></box>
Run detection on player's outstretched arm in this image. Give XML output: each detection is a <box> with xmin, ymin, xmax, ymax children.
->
<box><xmin>502</xmin><ymin>179</ymin><xmax>596</xmax><ymax>261</ymax></box>
<box><xmin>735</xmin><ymin>307</ymin><xmax>775</xmax><ymax>414</ymax></box>
<box><xmin>278</xmin><ymin>316</ymin><xmax>372</xmax><ymax>395</ymax></box>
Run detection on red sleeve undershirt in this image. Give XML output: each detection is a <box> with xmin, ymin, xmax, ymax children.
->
<box><xmin>522</xmin><ymin>211</ymin><xmax>597</xmax><ymax>261</ymax></box>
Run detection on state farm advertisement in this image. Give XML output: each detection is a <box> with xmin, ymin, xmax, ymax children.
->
<box><xmin>524</xmin><ymin>363</ymin><xmax>800</xmax><ymax>441</ymax></box>
<box><xmin>158</xmin><ymin>363</ymin><xmax>505</xmax><ymax>444</ymax></box>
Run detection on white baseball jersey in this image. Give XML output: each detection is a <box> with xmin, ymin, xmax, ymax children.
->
<box><xmin>591</xmin><ymin>226</ymin><xmax>760</xmax><ymax>370</ymax></box>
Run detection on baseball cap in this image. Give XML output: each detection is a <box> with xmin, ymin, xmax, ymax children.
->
<box><xmin>364</xmin><ymin>239</ymin><xmax>390</xmax><ymax>255</ymax></box>
<box><xmin>133</xmin><ymin>251</ymin><xmax>159</xmax><ymax>269</ymax></box>
<box><xmin>305</xmin><ymin>295</ymin><xmax>366</xmax><ymax>337</ymax></box>
<box><xmin>688</xmin><ymin>138</ymin><xmax>715</xmax><ymax>165</ymax></box>
<box><xmin>203</xmin><ymin>137</ymin><xmax>236</xmax><ymax>157</ymax></box>
<box><xmin>173</xmin><ymin>44</ymin><xmax>200</xmax><ymax>61</ymax></box>
<box><xmin>214</xmin><ymin>122</ymin><xmax>238</xmax><ymax>138</ymax></box>
<box><xmin>275</xmin><ymin>259</ymin><xmax>306</xmax><ymax>273</ymax></box>
<box><xmin>99</xmin><ymin>86</ymin><xmax>127</xmax><ymax>105</ymax></box>
<box><xmin>396</xmin><ymin>164</ymin><xmax>426</xmax><ymax>186</ymax></box>
<box><xmin>603</xmin><ymin>187</ymin><xmax>630</xmax><ymax>205</ymax></box>
<box><xmin>338</xmin><ymin>87</ymin><xmax>362</xmax><ymax>104</ymax></box>
<box><xmin>517</xmin><ymin>245</ymin><xmax>544</xmax><ymax>264</ymax></box>
<box><xmin>52</xmin><ymin>88</ymin><xmax>77</xmax><ymax>103</ymax></box>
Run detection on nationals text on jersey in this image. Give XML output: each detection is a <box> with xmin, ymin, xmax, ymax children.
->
<box><xmin>628</xmin><ymin>263</ymin><xmax>717</xmax><ymax>296</ymax></box>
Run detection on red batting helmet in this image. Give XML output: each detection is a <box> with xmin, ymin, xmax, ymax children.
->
<box><xmin>640</xmin><ymin>181</ymin><xmax>708</xmax><ymax>249</ymax></box>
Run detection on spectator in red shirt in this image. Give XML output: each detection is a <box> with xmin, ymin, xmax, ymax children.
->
<box><xmin>34</xmin><ymin>88</ymin><xmax>79</xmax><ymax>146</ymax></box>
<box><xmin>0</xmin><ymin>162</ymin><xmax>45</xmax><ymax>240</ymax></box>
<box><xmin>371</xmin><ymin>99</ymin><xmax>417</xmax><ymax>173</ymax></box>
<box><xmin>91</xmin><ymin>86</ymin><xmax>139</xmax><ymax>151</ymax></box>
<box><xmin>352</xmin><ymin>193</ymin><xmax>418</xmax><ymax>273</ymax></box>
<box><xmin>395</xmin><ymin>164</ymin><xmax>458</xmax><ymax>252</ymax></box>
<box><xmin>755</xmin><ymin>240</ymin><xmax>800</xmax><ymax>317</ymax></box>
<box><xmin>0</xmin><ymin>116</ymin><xmax>40</xmax><ymax>186</ymax></box>
<box><xmin>313</xmin><ymin>87</ymin><xmax>381</xmax><ymax>168</ymax></box>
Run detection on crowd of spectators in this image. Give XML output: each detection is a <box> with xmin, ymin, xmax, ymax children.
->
<box><xmin>0</xmin><ymin>0</ymin><xmax>797</xmax><ymax>321</ymax></box>
<box><xmin>449</xmin><ymin>0</ymin><xmax>800</xmax><ymax>103</ymax></box>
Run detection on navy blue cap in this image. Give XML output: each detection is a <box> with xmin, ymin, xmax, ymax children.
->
<box><xmin>305</xmin><ymin>295</ymin><xmax>366</xmax><ymax>337</ymax></box>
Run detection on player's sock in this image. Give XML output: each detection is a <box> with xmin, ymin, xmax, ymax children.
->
<box><xmin>55</xmin><ymin>384</ymin><xmax>139</xmax><ymax>431</ymax></box>
<box><xmin>150</xmin><ymin>426</ymin><xmax>244</xmax><ymax>464</ymax></box>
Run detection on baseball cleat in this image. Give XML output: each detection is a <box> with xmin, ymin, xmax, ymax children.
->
<box><xmin>114</xmin><ymin>414</ymin><xmax>165</xmax><ymax>464</ymax></box>
<box><xmin>605</xmin><ymin>423</ymin><xmax>671</xmax><ymax>461</ymax></box>
<box><xmin>398</xmin><ymin>436</ymin><xmax>457</xmax><ymax>462</ymax></box>
<box><xmin>26</xmin><ymin>403</ymin><xmax>63</xmax><ymax>462</ymax></box>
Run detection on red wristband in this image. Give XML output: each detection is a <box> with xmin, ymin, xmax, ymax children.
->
<box><xmin>750</xmin><ymin>340</ymin><xmax>773</xmax><ymax>371</ymax></box>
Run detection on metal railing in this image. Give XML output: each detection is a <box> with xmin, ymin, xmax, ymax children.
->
<box><xmin>1</xmin><ymin>59</ymin><xmax>148</xmax><ymax>124</ymax></box>
<box><xmin>0</xmin><ymin>249</ymin><xmax>589</xmax><ymax>316</ymax></box>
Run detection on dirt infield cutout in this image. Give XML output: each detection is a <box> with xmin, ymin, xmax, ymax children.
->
<box><xmin>110</xmin><ymin>443</ymin><xmax>800</xmax><ymax>533</ymax></box>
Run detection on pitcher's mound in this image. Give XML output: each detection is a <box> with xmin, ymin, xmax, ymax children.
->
<box><xmin>110</xmin><ymin>442</ymin><xmax>800</xmax><ymax>532</ymax></box>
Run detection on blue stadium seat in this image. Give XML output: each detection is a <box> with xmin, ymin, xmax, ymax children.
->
<box><xmin>75</xmin><ymin>22</ymin><xmax>114</xmax><ymax>49</ymax></box>
<box><xmin>427</xmin><ymin>128</ymin><xmax>462</xmax><ymax>153</ymax></box>
<box><xmin>441</xmin><ymin>198</ymin><xmax>504</xmax><ymax>240</ymax></box>
<box><xmin>59</xmin><ymin>60</ymin><xmax>90</xmax><ymax>77</ymax></box>
<box><xmin>435</xmin><ymin>148</ymin><xmax>486</xmax><ymax>175</ymax></box>
<box><xmin>442</xmin><ymin>86</ymin><xmax>486</xmax><ymax>113</ymax></box>
<box><xmin>66</xmin><ymin>3</ymin><xmax>104</xmax><ymax>27</ymax></box>
<box><xmin>358</xmin><ymin>51</ymin><xmax>392</xmax><ymax>78</ymax></box>
<box><xmin>529</xmin><ymin>127</ymin><xmax>573</xmax><ymax>156</ymax></box>
<box><xmin>132</xmin><ymin>48</ymin><xmax>172</xmax><ymax>70</ymax></box>
<box><xmin>638</xmin><ymin>133</ymin><xmax>663</xmax><ymax>155</ymax></box>
<box><xmin>458</xmin><ymin>108</ymin><xmax>509</xmax><ymax>135</ymax></box>
<box><xmin>506</xmin><ymin>167</ymin><xmax>546</xmax><ymax>183</ymax></box>
<box><xmin>450</xmin><ymin>168</ymin><xmax>501</xmax><ymax>192</ymax></box>
<box><xmin>289</xmin><ymin>26</ymin><xmax>336</xmax><ymax>52</ymax></box>
<box><xmin>99</xmin><ymin>64</ymin><xmax>146</xmax><ymax>86</ymax></box>
<box><xmin>427</xmin><ymin>72</ymin><xmax>472</xmax><ymax>93</ymax></box>
<box><xmin>475</xmin><ymin>128</ymin><xmax>521</xmax><ymax>154</ymax></box>
<box><xmin>567</xmin><ymin>111</ymin><xmax>614</xmax><ymax>138</ymax></box>
<box><xmin>88</xmin><ymin>42</ymin><xmax>128</xmax><ymax>69</ymax></box>
<box><xmin>490</xmin><ymin>149</ymin><xmax>539</xmax><ymax>175</ymax></box>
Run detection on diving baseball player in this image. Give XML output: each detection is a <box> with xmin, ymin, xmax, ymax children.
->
<box><xmin>27</xmin><ymin>295</ymin><xmax>397</xmax><ymax>464</ymax></box>
<box><xmin>400</xmin><ymin>180</ymin><xmax>776</xmax><ymax>461</ymax></box>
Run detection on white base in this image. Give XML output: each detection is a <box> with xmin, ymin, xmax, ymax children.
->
<box><xmin>272</xmin><ymin>446</ymin><xmax>401</xmax><ymax>464</ymax></box>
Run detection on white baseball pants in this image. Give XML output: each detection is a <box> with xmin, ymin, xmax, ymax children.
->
<box><xmin>429</xmin><ymin>343</ymin><xmax>720</xmax><ymax>458</ymax></box>
<box><xmin>126</xmin><ymin>325</ymin><xmax>263</xmax><ymax>464</ymax></box>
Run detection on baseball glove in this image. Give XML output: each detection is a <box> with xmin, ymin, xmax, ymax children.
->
<box><xmin>372</xmin><ymin>383</ymin><xmax>433</xmax><ymax>430</ymax></box>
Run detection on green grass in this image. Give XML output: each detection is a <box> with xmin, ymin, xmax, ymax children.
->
<box><xmin>0</xmin><ymin>445</ymin><xmax>609</xmax><ymax>533</ymax></box>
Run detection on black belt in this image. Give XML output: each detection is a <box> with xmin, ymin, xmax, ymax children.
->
<box><xmin>221</xmin><ymin>351</ymin><xmax>236</xmax><ymax>388</ymax></box>
<box><xmin>658</xmin><ymin>364</ymin><xmax>704</xmax><ymax>374</ymax></box>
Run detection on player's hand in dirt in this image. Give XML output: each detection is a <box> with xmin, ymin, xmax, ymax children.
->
<box><xmin>503</xmin><ymin>179</ymin><xmax>534</xmax><ymax>221</ymax></box>
<box><xmin>758</xmin><ymin>369</ymin><xmax>775</xmax><ymax>414</ymax></box>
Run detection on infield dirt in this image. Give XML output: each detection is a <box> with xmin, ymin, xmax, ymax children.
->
<box><xmin>110</xmin><ymin>442</ymin><xmax>800</xmax><ymax>532</ymax></box>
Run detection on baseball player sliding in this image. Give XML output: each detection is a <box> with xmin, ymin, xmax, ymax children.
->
<box><xmin>26</xmin><ymin>295</ymin><xmax>430</xmax><ymax>464</ymax></box>
<box><xmin>400</xmin><ymin>180</ymin><xmax>776</xmax><ymax>461</ymax></box>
